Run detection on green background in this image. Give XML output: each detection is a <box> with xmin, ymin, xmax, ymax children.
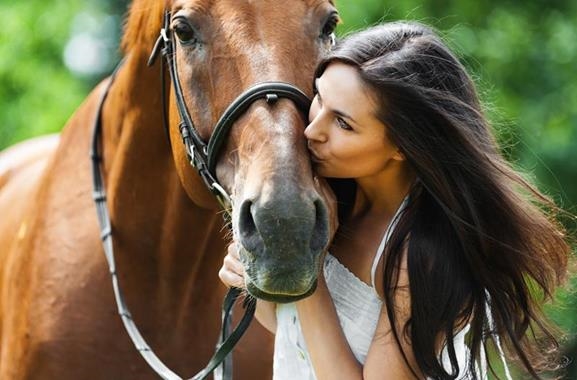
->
<box><xmin>1</xmin><ymin>0</ymin><xmax>575</xmax><ymax>377</ymax></box>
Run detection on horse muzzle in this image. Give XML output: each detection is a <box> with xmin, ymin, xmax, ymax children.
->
<box><xmin>235</xmin><ymin>189</ymin><xmax>329</xmax><ymax>303</ymax></box>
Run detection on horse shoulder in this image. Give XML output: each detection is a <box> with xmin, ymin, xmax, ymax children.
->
<box><xmin>0</xmin><ymin>85</ymin><xmax>114</xmax><ymax>379</ymax></box>
<box><xmin>0</xmin><ymin>134</ymin><xmax>59</xmax><ymax>266</ymax></box>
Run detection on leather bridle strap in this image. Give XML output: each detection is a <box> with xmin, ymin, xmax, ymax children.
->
<box><xmin>91</xmin><ymin>9</ymin><xmax>311</xmax><ymax>380</ymax></box>
<box><xmin>206</xmin><ymin>82</ymin><xmax>311</xmax><ymax>174</ymax></box>
<box><xmin>90</xmin><ymin>63</ymin><xmax>255</xmax><ymax>380</ymax></box>
<box><xmin>148</xmin><ymin>10</ymin><xmax>312</xmax><ymax>211</ymax></box>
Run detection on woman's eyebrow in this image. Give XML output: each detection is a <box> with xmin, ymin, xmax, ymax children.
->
<box><xmin>314</xmin><ymin>78</ymin><xmax>358</xmax><ymax>124</ymax></box>
<box><xmin>313</xmin><ymin>78</ymin><xmax>321</xmax><ymax>103</ymax></box>
<box><xmin>334</xmin><ymin>109</ymin><xmax>356</xmax><ymax>124</ymax></box>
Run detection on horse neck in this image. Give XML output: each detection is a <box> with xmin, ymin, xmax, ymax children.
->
<box><xmin>99</xmin><ymin>53</ymin><xmax>227</xmax><ymax>297</ymax></box>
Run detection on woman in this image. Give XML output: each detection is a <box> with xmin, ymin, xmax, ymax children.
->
<box><xmin>220</xmin><ymin>21</ymin><xmax>570</xmax><ymax>379</ymax></box>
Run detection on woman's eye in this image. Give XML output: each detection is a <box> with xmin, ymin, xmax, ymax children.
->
<box><xmin>173</xmin><ymin>21</ymin><xmax>197</xmax><ymax>45</ymax></box>
<box><xmin>336</xmin><ymin>117</ymin><xmax>352</xmax><ymax>131</ymax></box>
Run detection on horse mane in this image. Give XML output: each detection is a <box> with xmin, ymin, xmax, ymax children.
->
<box><xmin>121</xmin><ymin>0</ymin><xmax>166</xmax><ymax>59</ymax></box>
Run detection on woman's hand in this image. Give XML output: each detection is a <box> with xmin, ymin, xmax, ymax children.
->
<box><xmin>219</xmin><ymin>242</ymin><xmax>278</xmax><ymax>332</ymax></box>
<box><xmin>218</xmin><ymin>242</ymin><xmax>246</xmax><ymax>289</ymax></box>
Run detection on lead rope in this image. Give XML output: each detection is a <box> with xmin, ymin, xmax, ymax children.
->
<box><xmin>90</xmin><ymin>62</ymin><xmax>254</xmax><ymax>380</ymax></box>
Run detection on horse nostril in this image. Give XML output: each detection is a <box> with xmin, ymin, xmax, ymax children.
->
<box><xmin>310</xmin><ymin>198</ymin><xmax>329</xmax><ymax>252</ymax></box>
<box><xmin>238</xmin><ymin>199</ymin><xmax>260</xmax><ymax>252</ymax></box>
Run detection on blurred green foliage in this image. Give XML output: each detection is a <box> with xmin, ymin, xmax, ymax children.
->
<box><xmin>1</xmin><ymin>0</ymin><xmax>576</xmax><ymax>377</ymax></box>
<box><xmin>1</xmin><ymin>0</ymin><xmax>85</xmax><ymax>146</ymax></box>
<box><xmin>0</xmin><ymin>0</ymin><xmax>127</xmax><ymax>147</ymax></box>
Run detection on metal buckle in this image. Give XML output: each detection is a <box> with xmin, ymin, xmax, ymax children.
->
<box><xmin>160</xmin><ymin>27</ymin><xmax>169</xmax><ymax>44</ymax></box>
<box><xmin>147</xmin><ymin>34</ymin><xmax>164</xmax><ymax>66</ymax></box>
<box><xmin>147</xmin><ymin>27</ymin><xmax>172</xmax><ymax>66</ymax></box>
<box><xmin>212</xmin><ymin>182</ymin><xmax>233</xmax><ymax>217</ymax></box>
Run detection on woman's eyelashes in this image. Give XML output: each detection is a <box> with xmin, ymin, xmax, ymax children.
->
<box><xmin>336</xmin><ymin>117</ymin><xmax>353</xmax><ymax>131</ymax></box>
<box><xmin>311</xmin><ymin>82</ymin><xmax>354</xmax><ymax>132</ymax></box>
<box><xmin>310</xmin><ymin>96</ymin><xmax>354</xmax><ymax>132</ymax></box>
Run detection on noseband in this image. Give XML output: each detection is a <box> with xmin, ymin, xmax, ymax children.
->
<box><xmin>90</xmin><ymin>9</ymin><xmax>311</xmax><ymax>380</ymax></box>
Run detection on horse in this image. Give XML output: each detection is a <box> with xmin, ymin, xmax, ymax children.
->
<box><xmin>0</xmin><ymin>0</ymin><xmax>339</xmax><ymax>378</ymax></box>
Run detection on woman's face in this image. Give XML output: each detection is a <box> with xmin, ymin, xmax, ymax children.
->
<box><xmin>305</xmin><ymin>62</ymin><xmax>400</xmax><ymax>179</ymax></box>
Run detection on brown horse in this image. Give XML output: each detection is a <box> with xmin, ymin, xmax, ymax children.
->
<box><xmin>0</xmin><ymin>0</ymin><xmax>338</xmax><ymax>378</ymax></box>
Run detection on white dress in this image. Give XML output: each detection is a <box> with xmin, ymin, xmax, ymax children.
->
<box><xmin>272</xmin><ymin>198</ymin><xmax>495</xmax><ymax>380</ymax></box>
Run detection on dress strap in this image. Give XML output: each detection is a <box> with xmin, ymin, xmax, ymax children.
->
<box><xmin>370</xmin><ymin>196</ymin><xmax>409</xmax><ymax>289</ymax></box>
<box><xmin>484</xmin><ymin>290</ymin><xmax>513</xmax><ymax>380</ymax></box>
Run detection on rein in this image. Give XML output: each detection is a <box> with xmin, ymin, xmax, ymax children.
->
<box><xmin>90</xmin><ymin>9</ymin><xmax>311</xmax><ymax>380</ymax></box>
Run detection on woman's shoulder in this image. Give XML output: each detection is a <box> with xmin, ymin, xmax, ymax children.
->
<box><xmin>371</xmin><ymin>240</ymin><xmax>410</xmax><ymax>299</ymax></box>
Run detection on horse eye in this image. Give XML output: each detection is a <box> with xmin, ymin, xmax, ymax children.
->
<box><xmin>173</xmin><ymin>21</ymin><xmax>197</xmax><ymax>46</ymax></box>
<box><xmin>320</xmin><ymin>13</ymin><xmax>339</xmax><ymax>40</ymax></box>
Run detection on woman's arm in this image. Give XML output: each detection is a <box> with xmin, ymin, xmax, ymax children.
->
<box><xmin>362</xmin><ymin>283</ymin><xmax>420</xmax><ymax>379</ymax></box>
<box><xmin>219</xmin><ymin>243</ymin><xmax>277</xmax><ymax>333</ymax></box>
<box><xmin>255</xmin><ymin>299</ymin><xmax>277</xmax><ymax>333</ymax></box>
<box><xmin>295</xmin><ymin>277</ymin><xmax>364</xmax><ymax>378</ymax></box>
<box><xmin>296</xmin><ymin>250</ymin><xmax>420</xmax><ymax>380</ymax></box>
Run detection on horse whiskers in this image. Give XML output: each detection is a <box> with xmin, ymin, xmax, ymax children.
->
<box><xmin>242</xmin><ymin>293</ymin><xmax>257</xmax><ymax>309</ymax></box>
<box><xmin>217</xmin><ymin>210</ymin><xmax>233</xmax><ymax>232</ymax></box>
<box><xmin>222</xmin><ymin>227</ymin><xmax>234</xmax><ymax>242</ymax></box>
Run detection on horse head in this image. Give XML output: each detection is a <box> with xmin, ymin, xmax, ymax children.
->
<box><xmin>141</xmin><ymin>0</ymin><xmax>339</xmax><ymax>302</ymax></box>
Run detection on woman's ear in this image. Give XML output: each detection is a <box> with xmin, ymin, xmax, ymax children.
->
<box><xmin>392</xmin><ymin>148</ymin><xmax>406</xmax><ymax>162</ymax></box>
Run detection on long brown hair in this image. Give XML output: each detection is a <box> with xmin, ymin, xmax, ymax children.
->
<box><xmin>318</xmin><ymin>22</ymin><xmax>570</xmax><ymax>379</ymax></box>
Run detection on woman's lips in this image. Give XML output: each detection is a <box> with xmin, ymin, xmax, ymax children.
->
<box><xmin>307</xmin><ymin>146</ymin><xmax>324</xmax><ymax>163</ymax></box>
<box><xmin>309</xmin><ymin>151</ymin><xmax>324</xmax><ymax>163</ymax></box>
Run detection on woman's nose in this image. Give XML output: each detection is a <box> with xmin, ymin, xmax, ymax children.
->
<box><xmin>304</xmin><ymin>98</ymin><xmax>325</xmax><ymax>142</ymax></box>
<box><xmin>304</xmin><ymin>114</ymin><xmax>326</xmax><ymax>143</ymax></box>
<box><xmin>304</xmin><ymin>123</ymin><xmax>326</xmax><ymax>144</ymax></box>
<box><xmin>304</xmin><ymin>122</ymin><xmax>315</xmax><ymax>140</ymax></box>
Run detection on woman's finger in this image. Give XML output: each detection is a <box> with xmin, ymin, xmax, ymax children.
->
<box><xmin>228</xmin><ymin>242</ymin><xmax>240</xmax><ymax>260</ymax></box>
<box><xmin>218</xmin><ymin>266</ymin><xmax>245</xmax><ymax>288</ymax></box>
<box><xmin>223</xmin><ymin>253</ymin><xmax>245</xmax><ymax>276</ymax></box>
<box><xmin>219</xmin><ymin>242</ymin><xmax>247</xmax><ymax>289</ymax></box>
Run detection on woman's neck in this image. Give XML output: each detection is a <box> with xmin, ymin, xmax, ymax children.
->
<box><xmin>351</xmin><ymin>164</ymin><xmax>416</xmax><ymax>221</ymax></box>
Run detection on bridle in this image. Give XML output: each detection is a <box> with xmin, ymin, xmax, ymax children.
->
<box><xmin>90</xmin><ymin>9</ymin><xmax>311</xmax><ymax>380</ymax></box>
<box><xmin>148</xmin><ymin>10</ymin><xmax>312</xmax><ymax>211</ymax></box>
